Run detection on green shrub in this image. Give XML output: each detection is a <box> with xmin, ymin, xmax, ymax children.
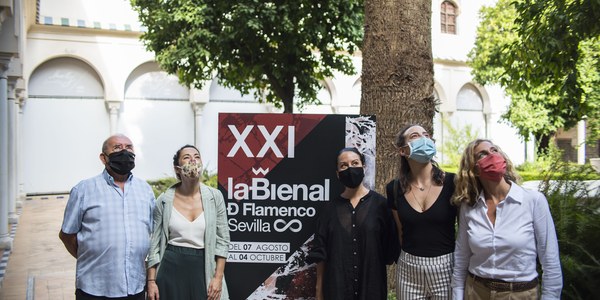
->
<box><xmin>516</xmin><ymin>141</ymin><xmax>600</xmax><ymax>181</ymax></box>
<box><xmin>147</xmin><ymin>171</ymin><xmax>219</xmax><ymax>197</ymax></box>
<box><xmin>521</xmin><ymin>143</ymin><xmax>600</xmax><ymax>299</ymax></box>
<box><xmin>387</xmin><ymin>290</ymin><xmax>396</xmax><ymax>300</ymax></box>
<box><xmin>440</xmin><ymin>133</ymin><xmax>600</xmax><ymax>181</ymax></box>
<box><xmin>203</xmin><ymin>171</ymin><xmax>218</xmax><ymax>189</ymax></box>
<box><xmin>147</xmin><ymin>177</ymin><xmax>178</xmax><ymax>197</ymax></box>
<box><xmin>439</xmin><ymin>117</ymin><xmax>480</xmax><ymax>167</ymax></box>
<box><xmin>439</xmin><ymin>165</ymin><xmax>458</xmax><ymax>174</ymax></box>
<box><xmin>540</xmin><ymin>161</ymin><xmax>600</xmax><ymax>299</ymax></box>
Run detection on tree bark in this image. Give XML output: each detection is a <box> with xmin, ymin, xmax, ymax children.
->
<box><xmin>267</xmin><ymin>74</ymin><xmax>295</xmax><ymax>113</ymax></box>
<box><xmin>360</xmin><ymin>0</ymin><xmax>435</xmax><ymax>292</ymax></box>
<box><xmin>361</xmin><ymin>0</ymin><xmax>435</xmax><ymax>194</ymax></box>
<box><xmin>535</xmin><ymin>132</ymin><xmax>554</xmax><ymax>156</ymax></box>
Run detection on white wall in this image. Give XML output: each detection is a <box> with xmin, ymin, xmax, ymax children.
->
<box><xmin>20</xmin><ymin>0</ymin><xmax>526</xmax><ymax>194</ymax></box>
<box><xmin>431</xmin><ymin>0</ymin><xmax>526</xmax><ymax>165</ymax></box>
<box><xmin>25</xmin><ymin>57</ymin><xmax>109</xmax><ymax>194</ymax></box>
<box><xmin>25</xmin><ymin>33</ymin><xmax>154</xmax><ymax>102</ymax></box>
<box><xmin>39</xmin><ymin>0</ymin><xmax>143</xmax><ymax>31</ymax></box>
<box><xmin>118</xmin><ymin>99</ymin><xmax>195</xmax><ymax>181</ymax></box>
<box><xmin>22</xmin><ymin>98</ymin><xmax>110</xmax><ymax>193</ymax></box>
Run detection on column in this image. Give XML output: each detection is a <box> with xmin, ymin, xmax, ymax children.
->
<box><xmin>7</xmin><ymin>79</ymin><xmax>18</xmax><ymax>224</ymax></box>
<box><xmin>0</xmin><ymin>55</ymin><xmax>14</xmax><ymax>249</ymax></box>
<box><xmin>331</xmin><ymin>105</ymin><xmax>340</xmax><ymax>114</ymax></box>
<box><xmin>16</xmin><ymin>90</ymin><xmax>25</xmax><ymax>208</ymax></box>
<box><xmin>191</xmin><ymin>102</ymin><xmax>205</xmax><ymax>147</ymax></box>
<box><xmin>265</xmin><ymin>103</ymin><xmax>279</xmax><ymax>113</ymax></box>
<box><xmin>106</xmin><ymin>101</ymin><xmax>121</xmax><ymax>135</ymax></box>
<box><xmin>439</xmin><ymin>112</ymin><xmax>449</xmax><ymax>164</ymax></box>
<box><xmin>525</xmin><ymin>133</ymin><xmax>536</xmax><ymax>163</ymax></box>
<box><xmin>577</xmin><ymin>119</ymin><xmax>586</xmax><ymax>165</ymax></box>
<box><xmin>484</xmin><ymin>112</ymin><xmax>491</xmax><ymax>139</ymax></box>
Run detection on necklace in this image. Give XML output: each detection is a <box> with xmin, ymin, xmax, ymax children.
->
<box><xmin>410</xmin><ymin>184</ymin><xmax>432</xmax><ymax>212</ymax></box>
<box><xmin>411</xmin><ymin>183</ymin><xmax>429</xmax><ymax>192</ymax></box>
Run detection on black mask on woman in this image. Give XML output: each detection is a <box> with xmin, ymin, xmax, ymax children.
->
<box><xmin>338</xmin><ymin>167</ymin><xmax>365</xmax><ymax>188</ymax></box>
<box><xmin>106</xmin><ymin>150</ymin><xmax>136</xmax><ymax>175</ymax></box>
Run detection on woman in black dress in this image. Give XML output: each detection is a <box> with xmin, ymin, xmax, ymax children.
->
<box><xmin>307</xmin><ymin>147</ymin><xmax>399</xmax><ymax>300</ymax></box>
<box><xmin>386</xmin><ymin>124</ymin><xmax>457</xmax><ymax>299</ymax></box>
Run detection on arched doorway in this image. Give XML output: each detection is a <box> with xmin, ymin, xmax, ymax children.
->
<box><xmin>122</xmin><ymin>62</ymin><xmax>192</xmax><ymax>180</ymax></box>
<box><xmin>24</xmin><ymin>57</ymin><xmax>108</xmax><ymax>193</ymax></box>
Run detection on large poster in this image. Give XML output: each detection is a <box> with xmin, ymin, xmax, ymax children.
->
<box><xmin>218</xmin><ymin>113</ymin><xmax>376</xmax><ymax>300</ymax></box>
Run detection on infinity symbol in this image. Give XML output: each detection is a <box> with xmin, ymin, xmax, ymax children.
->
<box><xmin>273</xmin><ymin>219</ymin><xmax>302</xmax><ymax>232</ymax></box>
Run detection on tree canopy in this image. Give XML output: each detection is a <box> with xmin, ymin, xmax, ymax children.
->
<box><xmin>469</xmin><ymin>0</ymin><xmax>600</xmax><ymax>141</ymax></box>
<box><xmin>130</xmin><ymin>0</ymin><xmax>363</xmax><ymax>113</ymax></box>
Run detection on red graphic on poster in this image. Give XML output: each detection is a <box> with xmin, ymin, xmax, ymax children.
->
<box><xmin>218</xmin><ymin>113</ymin><xmax>325</xmax><ymax>191</ymax></box>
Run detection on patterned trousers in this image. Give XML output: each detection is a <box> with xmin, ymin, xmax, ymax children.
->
<box><xmin>396</xmin><ymin>251</ymin><xmax>454</xmax><ymax>300</ymax></box>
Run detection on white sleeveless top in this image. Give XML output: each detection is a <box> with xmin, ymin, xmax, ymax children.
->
<box><xmin>167</xmin><ymin>208</ymin><xmax>206</xmax><ymax>249</ymax></box>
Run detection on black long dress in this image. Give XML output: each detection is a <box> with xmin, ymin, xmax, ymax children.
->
<box><xmin>307</xmin><ymin>190</ymin><xmax>399</xmax><ymax>300</ymax></box>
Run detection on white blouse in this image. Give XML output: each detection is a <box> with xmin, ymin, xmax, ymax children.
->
<box><xmin>167</xmin><ymin>208</ymin><xmax>206</xmax><ymax>249</ymax></box>
<box><xmin>451</xmin><ymin>182</ymin><xmax>562</xmax><ymax>299</ymax></box>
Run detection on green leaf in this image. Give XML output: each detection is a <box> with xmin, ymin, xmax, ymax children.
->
<box><xmin>130</xmin><ymin>0</ymin><xmax>363</xmax><ymax>112</ymax></box>
<box><xmin>469</xmin><ymin>0</ymin><xmax>600</xmax><ymax>141</ymax></box>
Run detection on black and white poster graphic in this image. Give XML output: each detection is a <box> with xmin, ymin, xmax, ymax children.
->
<box><xmin>218</xmin><ymin>113</ymin><xmax>376</xmax><ymax>299</ymax></box>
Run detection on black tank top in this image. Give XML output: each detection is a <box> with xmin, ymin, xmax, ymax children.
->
<box><xmin>386</xmin><ymin>173</ymin><xmax>457</xmax><ymax>257</ymax></box>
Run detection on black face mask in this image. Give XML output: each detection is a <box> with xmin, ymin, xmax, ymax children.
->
<box><xmin>338</xmin><ymin>167</ymin><xmax>365</xmax><ymax>188</ymax></box>
<box><xmin>105</xmin><ymin>150</ymin><xmax>136</xmax><ymax>175</ymax></box>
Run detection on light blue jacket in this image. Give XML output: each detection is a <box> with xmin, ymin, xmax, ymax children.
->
<box><xmin>147</xmin><ymin>183</ymin><xmax>230</xmax><ymax>299</ymax></box>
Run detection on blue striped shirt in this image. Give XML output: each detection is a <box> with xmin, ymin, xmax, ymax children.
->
<box><xmin>61</xmin><ymin>170</ymin><xmax>155</xmax><ymax>297</ymax></box>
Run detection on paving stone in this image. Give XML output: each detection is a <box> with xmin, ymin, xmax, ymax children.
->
<box><xmin>0</xmin><ymin>196</ymin><xmax>76</xmax><ymax>300</ymax></box>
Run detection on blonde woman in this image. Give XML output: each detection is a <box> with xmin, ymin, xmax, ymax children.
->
<box><xmin>451</xmin><ymin>139</ymin><xmax>562</xmax><ymax>299</ymax></box>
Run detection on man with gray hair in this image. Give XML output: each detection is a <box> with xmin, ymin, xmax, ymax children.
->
<box><xmin>59</xmin><ymin>134</ymin><xmax>155</xmax><ymax>299</ymax></box>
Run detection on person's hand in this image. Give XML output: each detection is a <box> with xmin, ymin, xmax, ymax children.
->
<box><xmin>147</xmin><ymin>281</ymin><xmax>159</xmax><ymax>300</ymax></box>
<box><xmin>315</xmin><ymin>283</ymin><xmax>324</xmax><ymax>300</ymax></box>
<box><xmin>207</xmin><ymin>276</ymin><xmax>223</xmax><ymax>300</ymax></box>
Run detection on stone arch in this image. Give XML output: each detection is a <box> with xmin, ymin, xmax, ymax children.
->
<box><xmin>432</xmin><ymin>80</ymin><xmax>448</xmax><ymax>155</ymax></box>
<box><xmin>455</xmin><ymin>83</ymin><xmax>486</xmax><ymax>138</ymax></box>
<box><xmin>28</xmin><ymin>56</ymin><xmax>104</xmax><ymax>98</ymax></box>
<box><xmin>433</xmin><ymin>80</ymin><xmax>449</xmax><ymax>111</ymax></box>
<box><xmin>296</xmin><ymin>79</ymin><xmax>335</xmax><ymax>113</ymax></box>
<box><xmin>319</xmin><ymin>78</ymin><xmax>336</xmax><ymax>105</ymax></box>
<box><xmin>349</xmin><ymin>77</ymin><xmax>361</xmax><ymax>106</ymax></box>
<box><xmin>208</xmin><ymin>78</ymin><xmax>255</xmax><ymax>102</ymax></box>
<box><xmin>125</xmin><ymin>61</ymin><xmax>189</xmax><ymax>100</ymax></box>
<box><xmin>118</xmin><ymin>62</ymin><xmax>193</xmax><ymax>180</ymax></box>
<box><xmin>24</xmin><ymin>56</ymin><xmax>109</xmax><ymax>193</ymax></box>
<box><xmin>457</xmin><ymin>83</ymin><xmax>483</xmax><ymax>110</ymax></box>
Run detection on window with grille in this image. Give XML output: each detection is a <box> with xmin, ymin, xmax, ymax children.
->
<box><xmin>441</xmin><ymin>1</ymin><xmax>457</xmax><ymax>34</ymax></box>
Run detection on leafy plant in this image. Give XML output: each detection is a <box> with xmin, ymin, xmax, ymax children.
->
<box><xmin>439</xmin><ymin>116</ymin><xmax>480</xmax><ymax>168</ymax></box>
<box><xmin>469</xmin><ymin>0</ymin><xmax>600</xmax><ymax>141</ymax></box>
<box><xmin>517</xmin><ymin>140</ymin><xmax>563</xmax><ymax>173</ymax></box>
<box><xmin>203</xmin><ymin>171</ymin><xmax>218</xmax><ymax>189</ymax></box>
<box><xmin>539</xmin><ymin>160</ymin><xmax>600</xmax><ymax>299</ymax></box>
<box><xmin>147</xmin><ymin>177</ymin><xmax>178</xmax><ymax>197</ymax></box>
<box><xmin>387</xmin><ymin>290</ymin><xmax>396</xmax><ymax>300</ymax></box>
<box><xmin>147</xmin><ymin>171</ymin><xmax>218</xmax><ymax>197</ymax></box>
<box><xmin>516</xmin><ymin>140</ymin><xmax>600</xmax><ymax>181</ymax></box>
<box><xmin>131</xmin><ymin>0</ymin><xmax>363</xmax><ymax>113</ymax></box>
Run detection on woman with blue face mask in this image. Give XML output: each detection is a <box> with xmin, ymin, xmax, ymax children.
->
<box><xmin>386</xmin><ymin>124</ymin><xmax>458</xmax><ymax>299</ymax></box>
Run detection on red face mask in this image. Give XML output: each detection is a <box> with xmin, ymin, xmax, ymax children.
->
<box><xmin>476</xmin><ymin>152</ymin><xmax>507</xmax><ymax>181</ymax></box>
